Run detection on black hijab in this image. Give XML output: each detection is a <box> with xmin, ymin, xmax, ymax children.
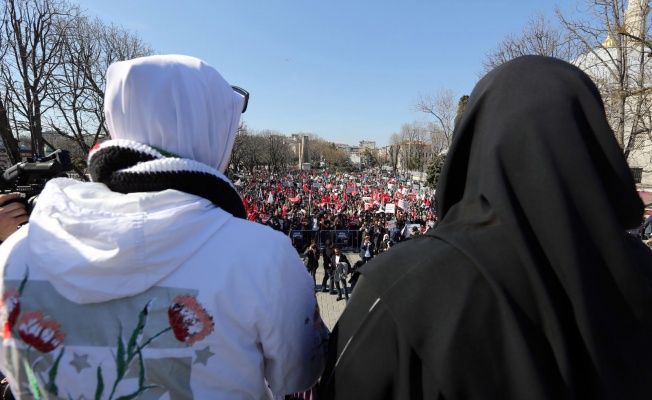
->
<box><xmin>431</xmin><ymin>55</ymin><xmax>652</xmax><ymax>398</ymax></box>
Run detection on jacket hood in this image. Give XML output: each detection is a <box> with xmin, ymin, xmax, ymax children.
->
<box><xmin>25</xmin><ymin>178</ymin><xmax>230</xmax><ymax>304</ymax></box>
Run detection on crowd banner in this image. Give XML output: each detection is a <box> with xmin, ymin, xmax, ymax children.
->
<box><xmin>290</xmin><ymin>230</ymin><xmax>361</xmax><ymax>252</ymax></box>
<box><xmin>385</xmin><ymin>204</ymin><xmax>396</xmax><ymax>214</ymax></box>
<box><xmin>397</xmin><ymin>199</ymin><xmax>408</xmax><ymax>210</ymax></box>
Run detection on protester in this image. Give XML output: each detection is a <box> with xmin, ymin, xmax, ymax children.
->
<box><xmin>303</xmin><ymin>240</ymin><xmax>320</xmax><ymax>289</ymax></box>
<box><xmin>348</xmin><ymin>260</ymin><xmax>364</xmax><ymax>292</ymax></box>
<box><xmin>233</xmin><ymin>168</ymin><xmax>437</xmax><ymax>251</ymax></box>
<box><xmin>0</xmin><ymin>55</ymin><xmax>327</xmax><ymax>399</ymax></box>
<box><xmin>319</xmin><ymin>56</ymin><xmax>652</xmax><ymax>399</ymax></box>
<box><xmin>359</xmin><ymin>235</ymin><xmax>374</xmax><ymax>263</ymax></box>
<box><xmin>331</xmin><ymin>247</ymin><xmax>351</xmax><ymax>301</ymax></box>
<box><xmin>320</xmin><ymin>240</ymin><xmax>336</xmax><ymax>293</ymax></box>
<box><xmin>378</xmin><ymin>233</ymin><xmax>391</xmax><ymax>253</ymax></box>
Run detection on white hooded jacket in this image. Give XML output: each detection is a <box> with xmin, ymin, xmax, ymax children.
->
<box><xmin>0</xmin><ymin>178</ymin><xmax>327</xmax><ymax>399</ymax></box>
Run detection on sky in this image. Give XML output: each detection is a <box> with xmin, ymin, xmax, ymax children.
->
<box><xmin>72</xmin><ymin>0</ymin><xmax>564</xmax><ymax>147</ymax></box>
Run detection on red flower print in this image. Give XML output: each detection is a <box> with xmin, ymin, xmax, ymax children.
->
<box><xmin>17</xmin><ymin>311</ymin><xmax>66</xmax><ymax>353</ymax></box>
<box><xmin>168</xmin><ymin>295</ymin><xmax>214</xmax><ymax>344</ymax></box>
<box><xmin>0</xmin><ymin>289</ymin><xmax>20</xmax><ymax>339</ymax></box>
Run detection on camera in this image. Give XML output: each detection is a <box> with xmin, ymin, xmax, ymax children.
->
<box><xmin>0</xmin><ymin>149</ymin><xmax>73</xmax><ymax>212</ymax></box>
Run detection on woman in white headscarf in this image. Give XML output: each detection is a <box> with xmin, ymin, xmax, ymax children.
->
<box><xmin>0</xmin><ymin>55</ymin><xmax>327</xmax><ymax>399</ymax></box>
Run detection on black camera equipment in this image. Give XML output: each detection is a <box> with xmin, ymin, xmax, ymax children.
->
<box><xmin>0</xmin><ymin>149</ymin><xmax>74</xmax><ymax>212</ymax></box>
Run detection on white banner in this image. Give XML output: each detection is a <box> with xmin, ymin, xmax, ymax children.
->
<box><xmin>397</xmin><ymin>199</ymin><xmax>408</xmax><ymax>210</ymax></box>
<box><xmin>384</xmin><ymin>204</ymin><xmax>396</xmax><ymax>214</ymax></box>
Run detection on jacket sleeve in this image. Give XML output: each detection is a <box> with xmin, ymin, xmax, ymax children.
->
<box><xmin>262</xmin><ymin>240</ymin><xmax>329</xmax><ymax>395</ymax></box>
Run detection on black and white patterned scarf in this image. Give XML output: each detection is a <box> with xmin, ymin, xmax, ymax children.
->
<box><xmin>88</xmin><ymin>140</ymin><xmax>246</xmax><ymax>219</ymax></box>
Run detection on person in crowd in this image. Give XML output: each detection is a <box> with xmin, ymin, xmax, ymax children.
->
<box><xmin>378</xmin><ymin>233</ymin><xmax>391</xmax><ymax>254</ymax></box>
<box><xmin>331</xmin><ymin>247</ymin><xmax>350</xmax><ymax>302</ymax></box>
<box><xmin>372</xmin><ymin>219</ymin><xmax>385</xmax><ymax>254</ymax></box>
<box><xmin>389</xmin><ymin>223</ymin><xmax>401</xmax><ymax>245</ymax></box>
<box><xmin>303</xmin><ymin>240</ymin><xmax>320</xmax><ymax>289</ymax></box>
<box><xmin>358</xmin><ymin>221</ymin><xmax>370</xmax><ymax>248</ymax></box>
<box><xmin>359</xmin><ymin>235</ymin><xmax>374</xmax><ymax>264</ymax></box>
<box><xmin>321</xmin><ymin>240</ymin><xmax>336</xmax><ymax>294</ymax></box>
<box><xmin>0</xmin><ymin>55</ymin><xmax>327</xmax><ymax>399</ymax></box>
<box><xmin>642</xmin><ymin>212</ymin><xmax>652</xmax><ymax>239</ymax></box>
<box><xmin>0</xmin><ymin>194</ymin><xmax>28</xmax><ymax>242</ymax></box>
<box><xmin>348</xmin><ymin>260</ymin><xmax>364</xmax><ymax>292</ymax></box>
<box><xmin>319</xmin><ymin>56</ymin><xmax>652</xmax><ymax>399</ymax></box>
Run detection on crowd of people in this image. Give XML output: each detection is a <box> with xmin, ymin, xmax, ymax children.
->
<box><xmin>0</xmin><ymin>53</ymin><xmax>651</xmax><ymax>399</ymax></box>
<box><xmin>234</xmin><ymin>168</ymin><xmax>437</xmax><ymax>252</ymax></box>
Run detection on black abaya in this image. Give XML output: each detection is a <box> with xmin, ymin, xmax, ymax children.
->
<box><xmin>319</xmin><ymin>56</ymin><xmax>652</xmax><ymax>399</ymax></box>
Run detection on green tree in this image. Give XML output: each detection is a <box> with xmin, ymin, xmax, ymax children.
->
<box><xmin>425</xmin><ymin>153</ymin><xmax>447</xmax><ymax>189</ymax></box>
<box><xmin>454</xmin><ymin>95</ymin><xmax>469</xmax><ymax>126</ymax></box>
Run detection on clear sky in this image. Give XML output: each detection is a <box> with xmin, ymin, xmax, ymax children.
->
<box><xmin>73</xmin><ymin>0</ymin><xmax>563</xmax><ymax>147</ymax></box>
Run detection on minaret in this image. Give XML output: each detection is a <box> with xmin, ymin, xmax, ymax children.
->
<box><xmin>299</xmin><ymin>135</ymin><xmax>310</xmax><ymax>169</ymax></box>
<box><xmin>624</xmin><ymin>0</ymin><xmax>650</xmax><ymax>40</ymax></box>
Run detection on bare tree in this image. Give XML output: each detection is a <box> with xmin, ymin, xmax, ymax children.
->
<box><xmin>388</xmin><ymin>132</ymin><xmax>401</xmax><ymax>174</ymax></box>
<box><xmin>0</xmin><ymin>28</ymin><xmax>21</xmax><ymax>165</ymax></box>
<box><xmin>47</xmin><ymin>16</ymin><xmax>153</xmax><ymax>159</ymax></box>
<box><xmin>229</xmin><ymin>123</ymin><xmax>265</xmax><ymax>174</ymax></box>
<box><xmin>414</xmin><ymin>88</ymin><xmax>457</xmax><ymax>156</ymax></box>
<box><xmin>230</xmin><ymin>121</ymin><xmax>251</xmax><ymax>173</ymax></box>
<box><xmin>259</xmin><ymin>129</ymin><xmax>292</xmax><ymax>173</ymax></box>
<box><xmin>0</xmin><ymin>0</ymin><xmax>81</xmax><ymax>157</ymax></box>
<box><xmin>482</xmin><ymin>12</ymin><xmax>579</xmax><ymax>73</ymax></box>
<box><xmin>559</xmin><ymin>0</ymin><xmax>652</xmax><ymax>168</ymax></box>
<box><xmin>395</xmin><ymin>121</ymin><xmax>428</xmax><ymax>173</ymax></box>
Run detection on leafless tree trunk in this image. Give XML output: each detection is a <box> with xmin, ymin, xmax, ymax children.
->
<box><xmin>0</xmin><ymin>0</ymin><xmax>80</xmax><ymax>157</ymax></box>
<box><xmin>559</xmin><ymin>0</ymin><xmax>652</xmax><ymax>168</ymax></box>
<box><xmin>482</xmin><ymin>12</ymin><xmax>580</xmax><ymax>73</ymax></box>
<box><xmin>47</xmin><ymin>16</ymin><xmax>153</xmax><ymax>161</ymax></box>
<box><xmin>0</xmin><ymin>35</ymin><xmax>21</xmax><ymax>165</ymax></box>
<box><xmin>394</xmin><ymin>122</ymin><xmax>428</xmax><ymax>173</ymax></box>
<box><xmin>388</xmin><ymin>133</ymin><xmax>401</xmax><ymax>174</ymax></box>
<box><xmin>414</xmin><ymin>87</ymin><xmax>457</xmax><ymax>155</ymax></box>
<box><xmin>259</xmin><ymin>129</ymin><xmax>292</xmax><ymax>173</ymax></box>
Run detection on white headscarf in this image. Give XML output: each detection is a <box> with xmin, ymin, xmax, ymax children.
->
<box><xmin>104</xmin><ymin>54</ymin><xmax>244</xmax><ymax>173</ymax></box>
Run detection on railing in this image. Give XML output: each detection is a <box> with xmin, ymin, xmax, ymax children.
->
<box><xmin>288</xmin><ymin>230</ymin><xmax>362</xmax><ymax>253</ymax></box>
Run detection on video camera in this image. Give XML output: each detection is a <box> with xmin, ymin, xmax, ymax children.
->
<box><xmin>0</xmin><ymin>149</ymin><xmax>73</xmax><ymax>211</ymax></box>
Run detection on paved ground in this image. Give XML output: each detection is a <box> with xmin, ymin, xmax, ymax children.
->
<box><xmin>314</xmin><ymin>250</ymin><xmax>361</xmax><ymax>331</ymax></box>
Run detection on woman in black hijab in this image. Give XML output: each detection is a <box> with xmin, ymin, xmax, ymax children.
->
<box><xmin>318</xmin><ymin>56</ymin><xmax>652</xmax><ymax>399</ymax></box>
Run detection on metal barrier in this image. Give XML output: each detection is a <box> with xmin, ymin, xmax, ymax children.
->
<box><xmin>288</xmin><ymin>230</ymin><xmax>361</xmax><ymax>253</ymax></box>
